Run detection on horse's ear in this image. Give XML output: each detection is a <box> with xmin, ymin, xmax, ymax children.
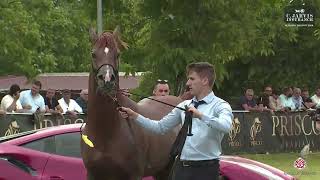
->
<box><xmin>89</xmin><ymin>27</ymin><xmax>98</xmax><ymax>44</ymax></box>
<box><xmin>113</xmin><ymin>26</ymin><xmax>129</xmax><ymax>51</ymax></box>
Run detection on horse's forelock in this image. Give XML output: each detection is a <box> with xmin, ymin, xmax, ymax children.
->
<box><xmin>95</xmin><ymin>32</ymin><xmax>117</xmax><ymax>52</ymax></box>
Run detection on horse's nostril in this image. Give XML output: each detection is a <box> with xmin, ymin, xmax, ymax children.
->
<box><xmin>111</xmin><ymin>75</ymin><xmax>115</xmax><ymax>81</ymax></box>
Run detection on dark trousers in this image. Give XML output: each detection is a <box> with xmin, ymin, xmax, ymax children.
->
<box><xmin>172</xmin><ymin>159</ymin><xmax>220</xmax><ymax>180</ymax></box>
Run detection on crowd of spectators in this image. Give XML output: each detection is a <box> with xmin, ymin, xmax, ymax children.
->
<box><xmin>238</xmin><ymin>85</ymin><xmax>320</xmax><ymax>112</ymax></box>
<box><xmin>0</xmin><ymin>80</ymin><xmax>87</xmax><ymax>115</ymax></box>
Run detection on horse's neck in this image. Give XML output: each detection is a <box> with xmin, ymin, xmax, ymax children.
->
<box><xmin>118</xmin><ymin>94</ymin><xmax>139</xmax><ymax>112</ymax></box>
<box><xmin>87</xmin><ymin>74</ymin><xmax>120</xmax><ymax>137</ymax></box>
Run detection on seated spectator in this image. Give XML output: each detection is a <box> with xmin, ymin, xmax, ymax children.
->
<box><xmin>301</xmin><ymin>88</ymin><xmax>316</xmax><ymax>109</ymax></box>
<box><xmin>311</xmin><ymin>87</ymin><xmax>320</xmax><ymax>108</ymax></box>
<box><xmin>269</xmin><ymin>89</ymin><xmax>285</xmax><ymax>111</ymax></box>
<box><xmin>58</xmin><ymin>89</ymin><xmax>83</xmax><ymax>115</ymax></box>
<box><xmin>279</xmin><ymin>87</ymin><xmax>295</xmax><ymax>111</ymax></box>
<box><xmin>258</xmin><ymin>85</ymin><xmax>273</xmax><ymax>109</ymax></box>
<box><xmin>0</xmin><ymin>84</ymin><xmax>25</xmax><ymax>113</ymax></box>
<box><xmin>76</xmin><ymin>89</ymin><xmax>88</xmax><ymax>114</ymax></box>
<box><xmin>239</xmin><ymin>88</ymin><xmax>260</xmax><ymax>111</ymax></box>
<box><xmin>45</xmin><ymin>88</ymin><xmax>63</xmax><ymax>113</ymax></box>
<box><xmin>19</xmin><ymin>80</ymin><xmax>46</xmax><ymax>113</ymax></box>
<box><xmin>292</xmin><ymin>87</ymin><xmax>303</xmax><ymax>111</ymax></box>
<box><xmin>153</xmin><ymin>79</ymin><xmax>170</xmax><ymax>96</ymax></box>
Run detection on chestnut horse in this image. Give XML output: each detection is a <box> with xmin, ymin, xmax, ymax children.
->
<box><xmin>80</xmin><ymin>29</ymin><xmax>182</xmax><ymax>180</ymax></box>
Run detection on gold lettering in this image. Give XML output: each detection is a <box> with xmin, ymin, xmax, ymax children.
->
<box><xmin>312</xmin><ymin>121</ymin><xmax>320</xmax><ymax>135</ymax></box>
<box><xmin>301</xmin><ymin>115</ymin><xmax>312</xmax><ymax>135</ymax></box>
<box><xmin>280</xmin><ymin>116</ymin><xmax>290</xmax><ymax>136</ymax></box>
<box><xmin>75</xmin><ymin>119</ymin><xmax>84</xmax><ymax>124</ymax></box>
<box><xmin>64</xmin><ymin>119</ymin><xmax>72</xmax><ymax>125</ymax></box>
<box><xmin>288</xmin><ymin>115</ymin><xmax>293</xmax><ymax>136</ymax></box>
<box><xmin>294</xmin><ymin>115</ymin><xmax>301</xmax><ymax>135</ymax></box>
<box><xmin>43</xmin><ymin>119</ymin><xmax>54</xmax><ymax>128</ymax></box>
<box><xmin>250</xmin><ymin>141</ymin><xmax>263</xmax><ymax>146</ymax></box>
<box><xmin>272</xmin><ymin>116</ymin><xmax>280</xmax><ymax>136</ymax></box>
<box><xmin>229</xmin><ymin>141</ymin><xmax>241</xmax><ymax>147</ymax></box>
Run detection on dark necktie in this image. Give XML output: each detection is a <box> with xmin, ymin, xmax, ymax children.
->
<box><xmin>169</xmin><ymin>100</ymin><xmax>206</xmax><ymax>160</ymax></box>
<box><xmin>193</xmin><ymin>100</ymin><xmax>206</xmax><ymax>109</ymax></box>
<box><xmin>187</xmin><ymin>100</ymin><xmax>206</xmax><ymax>135</ymax></box>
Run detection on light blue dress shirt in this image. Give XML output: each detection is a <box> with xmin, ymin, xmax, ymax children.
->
<box><xmin>136</xmin><ymin>91</ymin><xmax>233</xmax><ymax>161</ymax></box>
<box><xmin>19</xmin><ymin>90</ymin><xmax>46</xmax><ymax>113</ymax></box>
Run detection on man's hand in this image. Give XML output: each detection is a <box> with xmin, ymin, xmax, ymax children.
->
<box><xmin>118</xmin><ymin>107</ymin><xmax>138</xmax><ymax>120</ymax></box>
<box><xmin>188</xmin><ymin>107</ymin><xmax>203</xmax><ymax>119</ymax></box>
<box><xmin>23</xmin><ymin>104</ymin><xmax>32</xmax><ymax>110</ymax></box>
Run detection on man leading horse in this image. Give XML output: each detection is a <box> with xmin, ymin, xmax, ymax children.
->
<box><xmin>120</xmin><ymin>62</ymin><xmax>233</xmax><ymax>180</ymax></box>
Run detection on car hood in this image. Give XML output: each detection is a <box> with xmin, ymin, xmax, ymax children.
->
<box><xmin>220</xmin><ymin>155</ymin><xmax>296</xmax><ymax>180</ymax></box>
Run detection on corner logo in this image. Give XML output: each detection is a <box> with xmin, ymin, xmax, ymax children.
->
<box><xmin>294</xmin><ymin>157</ymin><xmax>306</xmax><ymax>169</ymax></box>
<box><xmin>284</xmin><ymin>2</ymin><xmax>315</xmax><ymax>27</ymax></box>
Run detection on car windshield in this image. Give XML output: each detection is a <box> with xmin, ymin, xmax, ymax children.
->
<box><xmin>0</xmin><ymin>129</ymin><xmax>40</xmax><ymax>143</ymax></box>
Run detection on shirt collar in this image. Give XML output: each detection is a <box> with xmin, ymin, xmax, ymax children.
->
<box><xmin>191</xmin><ymin>91</ymin><xmax>215</xmax><ymax>104</ymax></box>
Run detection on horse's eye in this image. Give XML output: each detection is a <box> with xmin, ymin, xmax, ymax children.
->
<box><xmin>91</xmin><ymin>52</ymin><xmax>96</xmax><ymax>58</ymax></box>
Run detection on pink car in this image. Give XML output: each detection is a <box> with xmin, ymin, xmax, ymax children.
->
<box><xmin>0</xmin><ymin>124</ymin><xmax>295</xmax><ymax>180</ymax></box>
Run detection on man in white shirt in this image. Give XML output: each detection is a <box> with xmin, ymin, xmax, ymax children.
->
<box><xmin>120</xmin><ymin>62</ymin><xmax>233</xmax><ymax>180</ymax></box>
<box><xmin>58</xmin><ymin>89</ymin><xmax>83</xmax><ymax>115</ymax></box>
<box><xmin>311</xmin><ymin>87</ymin><xmax>320</xmax><ymax>108</ymax></box>
<box><xmin>19</xmin><ymin>81</ymin><xmax>46</xmax><ymax>113</ymax></box>
<box><xmin>1</xmin><ymin>84</ymin><xmax>24</xmax><ymax>113</ymax></box>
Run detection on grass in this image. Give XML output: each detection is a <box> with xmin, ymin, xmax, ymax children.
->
<box><xmin>239</xmin><ymin>152</ymin><xmax>320</xmax><ymax>180</ymax></box>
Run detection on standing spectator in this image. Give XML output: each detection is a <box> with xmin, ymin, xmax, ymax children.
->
<box><xmin>301</xmin><ymin>88</ymin><xmax>316</xmax><ymax>109</ymax></box>
<box><xmin>239</xmin><ymin>88</ymin><xmax>260</xmax><ymax>111</ymax></box>
<box><xmin>279</xmin><ymin>87</ymin><xmax>295</xmax><ymax>111</ymax></box>
<box><xmin>153</xmin><ymin>79</ymin><xmax>170</xmax><ymax>96</ymax></box>
<box><xmin>269</xmin><ymin>89</ymin><xmax>285</xmax><ymax>111</ymax></box>
<box><xmin>311</xmin><ymin>87</ymin><xmax>320</xmax><ymax>108</ymax></box>
<box><xmin>44</xmin><ymin>88</ymin><xmax>63</xmax><ymax>113</ymax></box>
<box><xmin>119</xmin><ymin>62</ymin><xmax>233</xmax><ymax>180</ymax></box>
<box><xmin>292</xmin><ymin>87</ymin><xmax>303</xmax><ymax>110</ymax></box>
<box><xmin>258</xmin><ymin>85</ymin><xmax>273</xmax><ymax>109</ymax></box>
<box><xmin>19</xmin><ymin>80</ymin><xmax>46</xmax><ymax>113</ymax></box>
<box><xmin>58</xmin><ymin>89</ymin><xmax>83</xmax><ymax>115</ymax></box>
<box><xmin>0</xmin><ymin>84</ymin><xmax>24</xmax><ymax>112</ymax></box>
<box><xmin>76</xmin><ymin>89</ymin><xmax>88</xmax><ymax>114</ymax></box>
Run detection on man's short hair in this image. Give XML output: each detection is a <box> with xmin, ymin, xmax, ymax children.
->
<box><xmin>186</xmin><ymin>62</ymin><xmax>215</xmax><ymax>87</ymax></box>
<box><xmin>33</xmin><ymin>80</ymin><xmax>42</xmax><ymax>89</ymax></box>
<box><xmin>154</xmin><ymin>79</ymin><xmax>169</xmax><ymax>90</ymax></box>
<box><xmin>9</xmin><ymin>84</ymin><xmax>20</xmax><ymax>96</ymax></box>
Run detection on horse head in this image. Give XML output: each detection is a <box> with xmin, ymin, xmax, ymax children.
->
<box><xmin>89</xmin><ymin>27</ymin><xmax>128</xmax><ymax>97</ymax></box>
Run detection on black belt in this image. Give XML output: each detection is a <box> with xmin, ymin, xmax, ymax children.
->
<box><xmin>179</xmin><ymin>159</ymin><xmax>219</xmax><ymax>167</ymax></box>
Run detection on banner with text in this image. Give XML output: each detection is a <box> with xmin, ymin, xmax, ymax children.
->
<box><xmin>0</xmin><ymin>112</ymin><xmax>319</xmax><ymax>154</ymax></box>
